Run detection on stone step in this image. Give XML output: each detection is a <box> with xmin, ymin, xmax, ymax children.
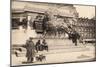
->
<box><xmin>12</xmin><ymin>43</ymin><xmax>84</xmax><ymax>53</ymax></box>
<box><xmin>12</xmin><ymin>44</ymin><xmax>79</xmax><ymax>52</ymax></box>
<box><xmin>12</xmin><ymin>30</ymin><xmax>70</xmax><ymax>44</ymax></box>
<box><xmin>12</xmin><ymin>38</ymin><xmax>73</xmax><ymax>46</ymax></box>
<box><xmin>12</xmin><ymin>46</ymin><xmax>89</xmax><ymax>57</ymax></box>
<box><xmin>11</xmin><ymin>44</ymin><xmax>88</xmax><ymax>56</ymax></box>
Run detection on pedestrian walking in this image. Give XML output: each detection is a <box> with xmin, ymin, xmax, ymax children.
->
<box><xmin>71</xmin><ymin>31</ymin><xmax>80</xmax><ymax>46</ymax></box>
<box><xmin>25</xmin><ymin>37</ymin><xmax>35</xmax><ymax>63</ymax></box>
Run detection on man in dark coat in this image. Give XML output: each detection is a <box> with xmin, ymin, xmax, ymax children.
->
<box><xmin>72</xmin><ymin>31</ymin><xmax>80</xmax><ymax>46</ymax></box>
<box><xmin>35</xmin><ymin>40</ymin><xmax>41</xmax><ymax>52</ymax></box>
<box><xmin>42</xmin><ymin>39</ymin><xmax>48</xmax><ymax>51</ymax></box>
<box><xmin>25</xmin><ymin>37</ymin><xmax>35</xmax><ymax>63</ymax></box>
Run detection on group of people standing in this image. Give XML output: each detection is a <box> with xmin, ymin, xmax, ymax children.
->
<box><xmin>24</xmin><ymin>37</ymin><xmax>48</xmax><ymax>63</ymax></box>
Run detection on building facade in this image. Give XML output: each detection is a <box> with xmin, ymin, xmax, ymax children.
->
<box><xmin>74</xmin><ymin>18</ymin><xmax>96</xmax><ymax>39</ymax></box>
<box><xmin>12</xmin><ymin>1</ymin><xmax>96</xmax><ymax>39</ymax></box>
<box><xmin>12</xmin><ymin>0</ymin><xmax>78</xmax><ymax>37</ymax></box>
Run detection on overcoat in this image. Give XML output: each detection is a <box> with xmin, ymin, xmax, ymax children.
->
<box><xmin>25</xmin><ymin>40</ymin><xmax>35</xmax><ymax>58</ymax></box>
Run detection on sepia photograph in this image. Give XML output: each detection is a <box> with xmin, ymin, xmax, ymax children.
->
<box><xmin>11</xmin><ymin>0</ymin><xmax>96</xmax><ymax>66</ymax></box>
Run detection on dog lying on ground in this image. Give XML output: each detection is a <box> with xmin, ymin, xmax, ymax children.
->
<box><xmin>15</xmin><ymin>51</ymin><xmax>18</xmax><ymax>57</ymax></box>
<box><xmin>35</xmin><ymin>54</ymin><xmax>46</xmax><ymax>62</ymax></box>
<box><xmin>14</xmin><ymin>48</ymin><xmax>22</xmax><ymax>57</ymax></box>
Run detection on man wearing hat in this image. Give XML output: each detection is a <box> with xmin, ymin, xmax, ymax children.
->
<box><xmin>25</xmin><ymin>37</ymin><xmax>35</xmax><ymax>63</ymax></box>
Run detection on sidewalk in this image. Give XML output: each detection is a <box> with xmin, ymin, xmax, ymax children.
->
<box><xmin>11</xmin><ymin>44</ymin><xmax>95</xmax><ymax>66</ymax></box>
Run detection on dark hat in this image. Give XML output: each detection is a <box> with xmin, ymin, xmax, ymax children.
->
<box><xmin>29</xmin><ymin>37</ymin><xmax>33</xmax><ymax>39</ymax></box>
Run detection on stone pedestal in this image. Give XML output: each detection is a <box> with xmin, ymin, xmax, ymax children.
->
<box><xmin>27</xmin><ymin>16</ymin><xmax>31</xmax><ymax>30</ymax></box>
<box><xmin>26</xmin><ymin>15</ymin><xmax>37</xmax><ymax>39</ymax></box>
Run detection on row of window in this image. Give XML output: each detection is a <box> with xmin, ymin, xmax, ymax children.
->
<box><xmin>81</xmin><ymin>33</ymin><xmax>95</xmax><ymax>38</ymax></box>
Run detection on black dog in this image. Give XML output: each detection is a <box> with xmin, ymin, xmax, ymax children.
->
<box><xmin>14</xmin><ymin>48</ymin><xmax>22</xmax><ymax>57</ymax></box>
<box><xmin>35</xmin><ymin>54</ymin><xmax>46</xmax><ymax>62</ymax></box>
<box><xmin>15</xmin><ymin>51</ymin><xmax>18</xmax><ymax>57</ymax></box>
